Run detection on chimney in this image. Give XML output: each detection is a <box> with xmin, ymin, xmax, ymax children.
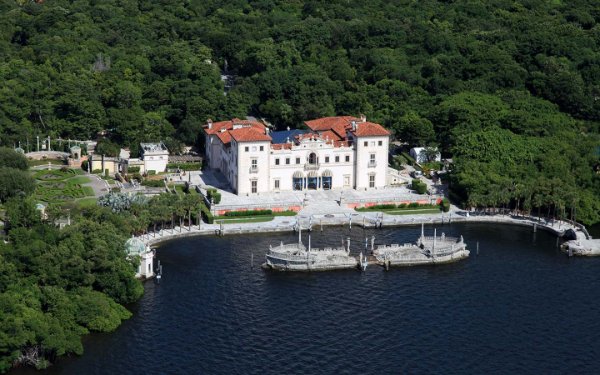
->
<box><xmin>265</xmin><ymin>127</ymin><xmax>269</xmax><ymax>135</ymax></box>
<box><xmin>360</xmin><ymin>114</ymin><xmax>366</xmax><ymax>123</ymax></box>
<box><xmin>351</xmin><ymin>120</ymin><xmax>357</xmax><ymax>131</ymax></box>
<box><xmin>286</xmin><ymin>126</ymin><xmax>290</xmax><ymax>131</ymax></box>
<box><xmin>207</xmin><ymin>118</ymin><xmax>213</xmax><ymax>129</ymax></box>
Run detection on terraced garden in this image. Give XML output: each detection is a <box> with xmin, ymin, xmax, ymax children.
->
<box><xmin>33</xmin><ymin>168</ymin><xmax>95</xmax><ymax>205</ymax></box>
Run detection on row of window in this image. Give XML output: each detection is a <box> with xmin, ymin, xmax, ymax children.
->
<box><xmin>251</xmin><ymin>173</ymin><xmax>376</xmax><ymax>193</ymax></box>
<box><xmin>244</xmin><ymin>146</ymin><xmax>264</xmax><ymax>152</ymax></box>
<box><xmin>275</xmin><ymin>155</ymin><xmax>351</xmax><ymax>165</ymax></box>
<box><xmin>364</xmin><ymin>140</ymin><xmax>384</xmax><ymax>147</ymax></box>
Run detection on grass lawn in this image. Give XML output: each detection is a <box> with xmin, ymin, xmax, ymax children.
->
<box><xmin>215</xmin><ymin>216</ymin><xmax>275</xmax><ymax>224</ymax></box>
<box><xmin>33</xmin><ymin>171</ymin><xmax>95</xmax><ymax>204</ymax></box>
<box><xmin>66</xmin><ymin>176</ymin><xmax>91</xmax><ymax>184</ymax></box>
<box><xmin>74</xmin><ymin>197</ymin><xmax>98</xmax><ymax>208</ymax></box>
<box><xmin>273</xmin><ymin>211</ymin><xmax>297</xmax><ymax>216</ymax></box>
<box><xmin>33</xmin><ymin>168</ymin><xmax>84</xmax><ymax>181</ymax></box>
<box><xmin>385</xmin><ymin>208</ymin><xmax>441</xmax><ymax>215</ymax></box>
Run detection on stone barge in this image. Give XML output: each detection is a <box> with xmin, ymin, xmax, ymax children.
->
<box><xmin>373</xmin><ymin>225</ymin><xmax>469</xmax><ymax>268</ymax></box>
<box><xmin>263</xmin><ymin>232</ymin><xmax>359</xmax><ymax>271</ymax></box>
<box><xmin>560</xmin><ymin>239</ymin><xmax>600</xmax><ymax>257</ymax></box>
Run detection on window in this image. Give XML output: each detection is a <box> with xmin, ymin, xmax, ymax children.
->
<box><xmin>275</xmin><ymin>158</ymin><xmax>280</xmax><ymax>165</ymax></box>
<box><xmin>335</xmin><ymin>156</ymin><xmax>340</xmax><ymax>163</ymax></box>
<box><xmin>370</xmin><ymin>154</ymin><xmax>376</xmax><ymax>162</ymax></box>
<box><xmin>260</xmin><ymin>146</ymin><xmax>264</xmax><ymax>151</ymax></box>
<box><xmin>286</xmin><ymin>158</ymin><xmax>290</xmax><ymax>165</ymax></box>
<box><xmin>274</xmin><ymin>179</ymin><xmax>280</xmax><ymax>189</ymax></box>
<box><xmin>364</xmin><ymin>141</ymin><xmax>368</xmax><ymax>146</ymax></box>
<box><xmin>296</xmin><ymin>157</ymin><xmax>300</xmax><ymax>164</ymax></box>
<box><xmin>245</xmin><ymin>146</ymin><xmax>249</xmax><ymax>152</ymax></box>
<box><xmin>251</xmin><ymin>159</ymin><xmax>258</xmax><ymax>170</ymax></box>
<box><xmin>251</xmin><ymin>180</ymin><xmax>257</xmax><ymax>193</ymax></box>
<box><xmin>369</xmin><ymin>175</ymin><xmax>375</xmax><ymax>188</ymax></box>
<box><xmin>378</xmin><ymin>140</ymin><xmax>383</xmax><ymax>146</ymax></box>
<box><xmin>325</xmin><ymin>156</ymin><xmax>330</xmax><ymax>163</ymax></box>
<box><xmin>343</xmin><ymin>175</ymin><xmax>350</xmax><ymax>187</ymax></box>
<box><xmin>345</xmin><ymin>155</ymin><xmax>350</xmax><ymax>162</ymax></box>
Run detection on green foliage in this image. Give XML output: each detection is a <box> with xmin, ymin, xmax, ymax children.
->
<box><xmin>224</xmin><ymin>209</ymin><xmax>272</xmax><ymax>217</ymax></box>
<box><xmin>167</xmin><ymin>163</ymin><xmax>201</xmax><ymax>171</ymax></box>
<box><xmin>94</xmin><ymin>139</ymin><xmax>120</xmax><ymax>157</ymax></box>
<box><xmin>0</xmin><ymin>167</ymin><xmax>35</xmax><ymax>203</ymax></box>
<box><xmin>207</xmin><ymin>188</ymin><xmax>221</xmax><ymax>204</ymax></box>
<box><xmin>199</xmin><ymin>202</ymin><xmax>214</xmax><ymax>224</ymax></box>
<box><xmin>141</xmin><ymin>179</ymin><xmax>165</xmax><ymax>188</ymax></box>
<box><xmin>355</xmin><ymin>203</ymin><xmax>438</xmax><ymax>212</ymax></box>
<box><xmin>440</xmin><ymin>198</ymin><xmax>451</xmax><ymax>213</ymax></box>
<box><xmin>0</xmin><ymin>148</ymin><xmax>28</xmax><ymax>170</ymax></box>
<box><xmin>411</xmin><ymin>179</ymin><xmax>428</xmax><ymax>195</ymax></box>
<box><xmin>0</xmin><ymin>198</ymin><xmax>143</xmax><ymax>372</ymax></box>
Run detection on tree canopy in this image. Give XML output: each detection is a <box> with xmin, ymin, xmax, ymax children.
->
<box><xmin>0</xmin><ymin>0</ymin><xmax>598</xmax><ymax>221</ymax></box>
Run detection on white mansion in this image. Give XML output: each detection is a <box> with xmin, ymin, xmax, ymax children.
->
<box><xmin>203</xmin><ymin>115</ymin><xmax>390</xmax><ymax>195</ymax></box>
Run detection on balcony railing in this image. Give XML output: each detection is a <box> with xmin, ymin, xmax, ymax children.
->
<box><xmin>368</xmin><ymin>161</ymin><xmax>377</xmax><ymax>168</ymax></box>
<box><xmin>249</xmin><ymin>166</ymin><xmax>259</xmax><ymax>173</ymax></box>
<box><xmin>304</xmin><ymin>163</ymin><xmax>320</xmax><ymax>171</ymax></box>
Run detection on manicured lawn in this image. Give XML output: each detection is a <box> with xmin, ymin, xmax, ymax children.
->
<box><xmin>385</xmin><ymin>208</ymin><xmax>441</xmax><ymax>215</ymax></box>
<box><xmin>66</xmin><ymin>176</ymin><xmax>91</xmax><ymax>184</ymax></box>
<box><xmin>34</xmin><ymin>168</ymin><xmax>83</xmax><ymax>181</ymax></box>
<box><xmin>33</xmin><ymin>170</ymin><xmax>95</xmax><ymax>204</ymax></box>
<box><xmin>75</xmin><ymin>197</ymin><xmax>98</xmax><ymax>208</ymax></box>
<box><xmin>273</xmin><ymin>211</ymin><xmax>297</xmax><ymax>216</ymax></box>
<box><xmin>216</xmin><ymin>216</ymin><xmax>275</xmax><ymax>224</ymax></box>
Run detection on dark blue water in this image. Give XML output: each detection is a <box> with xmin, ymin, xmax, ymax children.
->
<box><xmin>15</xmin><ymin>223</ymin><xmax>600</xmax><ymax>374</ymax></box>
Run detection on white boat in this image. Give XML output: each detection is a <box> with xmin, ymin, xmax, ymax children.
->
<box><xmin>373</xmin><ymin>225</ymin><xmax>469</xmax><ymax>267</ymax></box>
<box><xmin>263</xmin><ymin>228</ymin><xmax>358</xmax><ymax>271</ymax></box>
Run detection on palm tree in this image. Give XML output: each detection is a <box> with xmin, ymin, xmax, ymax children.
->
<box><xmin>183</xmin><ymin>194</ymin><xmax>202</xmax><ymax>231</ymax></box>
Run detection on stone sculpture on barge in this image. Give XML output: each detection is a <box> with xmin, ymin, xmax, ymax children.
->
<box><xmin>263</xmin><ymin>227</ymin><xmax>358</xmax><ymax>271</ymax></box>
<box><xmin>373</xmin><ymin>224</ymin><xmax>469</xmax><ymax>268</ymax></box>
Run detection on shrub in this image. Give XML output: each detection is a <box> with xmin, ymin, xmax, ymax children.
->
<box><xmin>440</xmin><ymin>198</ymin><xmax>451</xmax><ymax>212</ymax></box>
<box><xmin>200</xmin><ymin>203</ymin><xmax>214</xmax><ymax>224</ymax></box>
<box><xmin>128</xmin><ymin>166</ymin><xmax>140</xmax><ymax>173</ymax></box>
<box><xmin>207</xmin><ymin>188</ymin><xmax>221</xmax><ymax>204</ymax></box>
<box><xmin>167</xmin><ymin>163</ymin><xmax>201</xmax><ymax>171</ymax></box>
<box><xmin>411</xmin><ymin>179</ymin><xmax>428</xmax><ymax>194</ymax></box>
<box><xmin>141</xmin><ymin>179</ymin><xmax>165</xmax><ymax>188</ymax></box>
<box><xmin>224</xmin><ymin>209</ymin><xmax>272</xmax><ymax>217</ymax></box>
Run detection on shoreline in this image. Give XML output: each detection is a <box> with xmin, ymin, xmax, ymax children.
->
<box><xmin>137</xmin><ymin>210</ymin><xmax>592</xmax><ymax>250</ymax></box>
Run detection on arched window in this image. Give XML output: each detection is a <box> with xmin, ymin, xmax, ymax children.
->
<box><xmin>308</xmin><ymin>152</ymin><xmax>317</xmax><ymax>165</ymax></box>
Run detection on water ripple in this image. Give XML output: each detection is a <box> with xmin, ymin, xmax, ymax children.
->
<box><xmin>13</xmin><ymin>223</ymin><xmax>600</xmax><ymax>375</ymax></box>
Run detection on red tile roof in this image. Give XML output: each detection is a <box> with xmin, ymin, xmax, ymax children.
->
<box><xmin>204</xmin><ymin>118</ymin><xmax>266</xmax><ymax>136</ymax></box>
<box><xmin>216</xmin><ymin>131</ymin><xmax>232</xmax><ymax>145</ymax></box>
<box><xmin>304</xmin><ymin>116</ymin><xmax>390</xmax><ymax>138</ymax></box>
<box><xmin>228</xmin><ymin>127</ymin><xmax>272</xmax><ymax>142</ymax></box>
<box><xmin>304</xmin><ymin>116</ymin><xmax>356</xmax><ymax>131</ymax></box>
<box><xmin>352</xmin><ymin>121</ymin><xmax>391</xmax><ymax>137</ymax></box>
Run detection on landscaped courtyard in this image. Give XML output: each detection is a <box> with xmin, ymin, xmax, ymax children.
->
<box><xmin>33</xmin><ymin>168</ymin><xmax>96</xmax><ymax>207</ymax></box>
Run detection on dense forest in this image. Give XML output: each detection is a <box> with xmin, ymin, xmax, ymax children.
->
<box><xmin>0</xmin><ymin>203</ymin><xmax>143</xmax><ymax>372</ymax></box>
<box><xmin>0</xmin><ymin>0</ymin><xmax>599</xmax><ymax>223</ymax></box>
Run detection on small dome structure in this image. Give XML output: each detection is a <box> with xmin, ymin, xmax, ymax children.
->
<box><xmin>125</xmin><ymin>236</ymin><xmax>146</xmax><ymax>256</ymax></box>
<box><xmin>70</xmin><ymin>145</ymin><xmax>82</xmax><ymax>159</ymax></box>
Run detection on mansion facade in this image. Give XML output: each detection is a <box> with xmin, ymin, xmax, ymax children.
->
<box><xmin>203</xmin><ymin>115</ymin><xmax>390</xmax><ymax>195</ymax></box>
